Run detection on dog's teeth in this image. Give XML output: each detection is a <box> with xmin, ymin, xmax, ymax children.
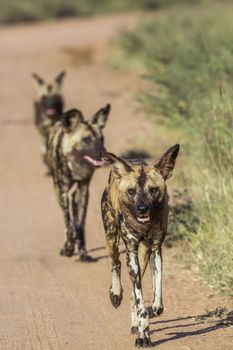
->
<box><xmin>138</xmin><ymin>217</ymin><xmax>150</xmax><ymax>223</ymax></box>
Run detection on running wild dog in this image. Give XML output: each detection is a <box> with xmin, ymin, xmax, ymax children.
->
<box><xmin>101</xmin><ymin>144</ymin><xmax>180</xmax><ymax>348</ymax></box>
<box><xmin>47</xmin><ymin>104</ymin><xmax>110</xmax><ymax>260</ymax></box>
<box><xmin>32</xmin><ymin>71</ymin><xmax>66</xmax><ymax>169</ymax></box>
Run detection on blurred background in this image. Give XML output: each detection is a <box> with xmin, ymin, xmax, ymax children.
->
<box><xmin>0</xmin><ymin>0</ymin><xmax>232</xmax><ymax>349</ymax></box>
<box><xmin>0</xmin><ymin>0</ymin><xmax>193</xmax><ymax>24</ymax></box>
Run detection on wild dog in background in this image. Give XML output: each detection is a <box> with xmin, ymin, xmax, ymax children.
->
<box><xmin>101</xmin><ymin>144</ymin><xmax>180</xmax><ymax>348</ymax></box>
<box><xmin>47</xmin><ymin>104</ymin><xmax>110</xmax><ymax>260</ymax></box>
<box><xmin>32</xmin><ymin>71</ymin><xmax>66</xmax><ymax>170</ymax></box>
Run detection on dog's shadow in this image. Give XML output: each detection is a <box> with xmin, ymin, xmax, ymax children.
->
<box><xmin>150</xmin><ymin>309</ymin><xmax>233</xmax><ymax>347</ymax></box>
<box><xmin>75</xmin><ymin>244</ymin><xmax>126</xmax><ymax>263</ymax></box>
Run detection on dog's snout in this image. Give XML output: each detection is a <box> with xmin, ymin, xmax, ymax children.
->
<box><xmin>137</xmin><ymin>204</ymin><xmax>149</xmax><ymax>215</ymax></box>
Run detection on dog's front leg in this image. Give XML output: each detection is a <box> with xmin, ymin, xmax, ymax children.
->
<box><xmin>102</xmin><ymin>196</ymin><xmax>123</xmax><ymax>307</ymax></box>
<box><xmin>108</xmin><ymin>239</ymin><xmax>123</xmax><ymax>308</ymax></box>
<box><xmin>150</xmin><ymin>248</ymin><xmax>164</xmax><ymax>317</ymax></box>
<box><xmin>126</xmin><ymin>249</ymin><xmax>151</xmax><ymax>348</ymax></box>
<box><xmin>55</xmin><ymin>183</ymin><xmax>75</xmax><ymax>257</ymax></box>
<box><xmin>42</xmin><ymin>136</ymin><xmax>52</xmax><ymax>175</ymax></box>
<box><xmin>72</xmin><ymin>181</ymin><xmax>89</xmax><ymax>260</ymax></box>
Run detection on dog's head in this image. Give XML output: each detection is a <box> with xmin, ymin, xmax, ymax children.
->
<box><xmin>104</xmin><ymin>144</ymin><xmax>180</xmax><ymax>225</ymax></box>
<box><xmin>32</xmin><ymin>71</ymin><xmax>66</xmax><ymax>118</ymax></box>
<box><xmin>61</xmin><ymin>104</ymin><xmax>110</xmax><ymax>178</ymax></box>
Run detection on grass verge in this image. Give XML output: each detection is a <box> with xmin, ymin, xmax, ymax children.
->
<box><xmin>115</xmin><ymin>1</ymin><xmax>233</xmax><ymax>296</ymax></box>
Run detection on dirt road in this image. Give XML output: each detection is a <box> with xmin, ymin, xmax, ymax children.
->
<box><xmin>0</xmin><ymin>13</ymin><xmax>232</xmax><ymax>350</ymax></box>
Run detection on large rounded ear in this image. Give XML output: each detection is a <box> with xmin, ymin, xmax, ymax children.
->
<box><xmin>91</xmin><ymin>104</ymin><xmax>110</xmax><ymax>129</ymax></box>
<box><xmin>154</xmin><ymin>144</ymin><xmax>180</xmax><ymax>180</ymax></box>
<box><xmin>32</xmin><ymin>73</ymin><xmax>45</xmax><ymax>86</ymax></box>
<box><xmin>54</xmin><ymin>71</ymin><xmax>66</xmax><ymax>88</ymax></box>
<box><xmin>103</xmin><ymin>152</ymin><xmax>132</xmax><ymax>177</ymax></box>
<box><xmin>61</xmin><ymin>109</ymin><xmax>84</xmax><ymax>133</ymax></box>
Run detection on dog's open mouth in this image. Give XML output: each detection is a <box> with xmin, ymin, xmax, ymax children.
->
<box><xmin>137</xmin><ymin>216</ymin><xmax>150</xmax><ymax>224</ymax></box>
<box><xmin>83</xmin><ymin>155</ymin><xmax>104</xmax><ymax>168</ymax></box>
<box><xmin>46</xmin><ymin>108</ymin><xmax>56</xmax><ymax>116</ymax></box>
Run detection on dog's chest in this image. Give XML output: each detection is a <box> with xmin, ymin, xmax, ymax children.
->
<box><xmin>39</xmin><ymin>114</ymin><xmax>59</xmax><ymax>137</ymax></box>
<box><xmin>67</xmin><ymin>154</ymin><xmax>94</xmax><ymax>182</ymax></box>
<box><xmin>119</xmin><ymin>218</ymin><xmax>164</xmax><ymax>246</ymax></box>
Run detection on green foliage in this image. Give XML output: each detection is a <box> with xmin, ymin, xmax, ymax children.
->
<box><xmin>0</xmin><ymin>0</ymin><xmax>191</xmax><ymax>24</ymax></box>
<box><xmin>0</xmin><ymin>0</ymin><xmax>91</xmax><ymax>23</ymax></box>
<box><xmin>117</xmin><ymin>2</ymin><xmax>233</xmax><ymax>295</ymax></box>
<box><xmin>193</xmin><ymin>179</ymin><xmax>233</xmax><ymax>296</ymax></box>
<box><xmin>166</xmin><ymin>189</ymin><xmax>199</xmax><ymax>247</ymax></box>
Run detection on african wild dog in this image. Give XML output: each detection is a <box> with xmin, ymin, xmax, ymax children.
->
<box><xmin>32</xmin><ymin>71</ymin><xmax>66</xmax><ymax>170</ymax></box>
<box><xmin>47</xmin><ymin>104</ymin><xmax>110</xmax><ymax>260</ymax></box>
<box><xmin>101</xmin><ymin>144</ymin><xmax>180</xmax><ymax>347</ymax></box>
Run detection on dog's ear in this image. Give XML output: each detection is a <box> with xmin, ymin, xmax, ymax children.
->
<box><xmin>54</xmin><ymin>71</ymin><xmax>66</xmax><ymax>89</ymax></box>
<box><xmin>61</xmin><ymin>109</ymin><xmax>84</xmax><ymax>133</ymax></box>
<box><xmin>32</xmin><ymin>73</ymin><xmax>45</xmax><ymax>86</ymax></box>
<box><xmin>103</xmin><ymin>152</ymin><xmax>132</xmax><ymax>177</ymax></box>
<box><xmin>154</xmin><ymin>144</ymin><xmax>180</xmax><ymax>180</ymax></box>
<box><xmin>91</xmin><ymin>104</ymin><xmax>110</xmax><ymax>129</ymax></box>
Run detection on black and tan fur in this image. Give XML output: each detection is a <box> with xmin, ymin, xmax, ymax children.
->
<box><xmin>101</xmin><ymin>144</ymin><xmax>180</xmax><ymax>347</ymax></box>
<box><xmin>32</xmin><ymin>71</ymin><xmax>66</xmax><ymax>170</ymax></box>
<box><xmin>47</xmin><ymin>105</ymin><xmax>110</xmax><ymax>260</ymax></box>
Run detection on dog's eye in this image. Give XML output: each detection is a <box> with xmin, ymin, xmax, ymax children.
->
<box><xmin>149</xmin><ymin>186</ymin><xmax>159</xmax><ymax>195</ymax></box>
<box><xmin>82</xmin><ymin>136</ymin><xmax>92</xmax><ymax>144</ymax></box>
<box><xmin>127</xmin><ymin>187</ymin><xmax>136</xmax><ymax>195</ymax></box>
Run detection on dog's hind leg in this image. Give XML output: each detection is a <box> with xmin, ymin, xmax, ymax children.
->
<box><xmin>149</xmin><ymin>248</ymin><xmax>164</xmax><ymax>317</ymax></box>
<box><xmin>126</xmin><ymin>247</ymin><xmax>151</xmax><ymax>347</ymax></box>
<box><xmin>71</xmin><ymin>181</ymin><xmax>89</xmax><ymax>260</ymax></box>
<box><xmin>131</xmin><ymin>242</ymin><xmax>150</xmax><ymax>335</ymax></box>
<box><xmin>130</xmin><ymin>293</ymin><xmax>138</xmax><ymax>335</ymax></box>
<box><xmin>55</xmin><ymin>183</ymin><xmax>75</xmax><ymax>257</ymax></box>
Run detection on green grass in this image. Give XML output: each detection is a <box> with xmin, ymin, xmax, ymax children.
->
<box><xmin>0</xmin><ymin>0</ymin><xmax>192</xmax><ymax>24</ymax></box>
<box><xmin>116</xmin><ymin>1</ymin><xmax>233</xmax><ymax>296</ymax></box>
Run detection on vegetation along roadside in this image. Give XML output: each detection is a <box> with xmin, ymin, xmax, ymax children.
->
<box><xmin>0</xmin><ymin>0</ymin><xmax>192</xmax><ymax>24</ymax></box>
<box><xmin>114</xmin><ymin>0</ymin><xmax>233</xmax><ymax>296</ymax></box>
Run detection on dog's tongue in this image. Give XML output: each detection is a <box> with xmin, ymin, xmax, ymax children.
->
<box><xmin>46</xmin><ymin>108</ymin><xmax>56</xmax><ymax>116</ymax></box>
<box><xmin>83</xmin><ymin>155</ymin><xmax>104</xmax><ymax>167</ymax></box>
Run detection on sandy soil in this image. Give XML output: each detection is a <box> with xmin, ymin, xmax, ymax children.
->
<box><xmin>0</xmin><ymin>13</ymin><xmax>232</xmax><ymax>350</ymax></box>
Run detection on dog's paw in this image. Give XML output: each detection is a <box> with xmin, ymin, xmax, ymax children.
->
<box><xmin>148</xmin><ymin>305</ymin><xmax>164</xmax><ymax>318</ymax></box>
<box><xmin>131</xmin><ymin>326</ymin><xmax>139</xmax><ymax>335</ymax></box>
<box><xmin>135</xmin><ymin>336</ymin><xmax>152</xmax><ymax>348</ymax></box>
<box><xmin>60</xmin><ymin>241</ymin><xmax>75</xmax><ymax>257</ymax></box>
<box><xmin>109</xmin><ymin>288</ymin><xmax>123</xmax><ymax>308</ymax></box>
<box><xmin>153</xmin><ymin>305</ymin><xmax>164</xmax><ymax>317</ymax></box>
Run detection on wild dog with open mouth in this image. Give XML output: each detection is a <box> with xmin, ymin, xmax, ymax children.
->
<box><xmin>47</xmin><ymin>104</ymin><xmax>110</xmax><ymax>260</ymax></box>
<box><xmin>32</xmin><ymin>71</ymin><xmax>66</xmax><ymax>170</ymax></box>
<box><xmin>101</xmin><ymin>144</ymin><xmax>180</xmax><ymax>347</ymax></box>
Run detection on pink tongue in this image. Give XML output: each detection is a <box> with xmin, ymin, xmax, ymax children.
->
<box><xmin>46</xmin><ymin>108</ymin><xmax>56</xmax><ymax>116</ymax></box>
<box><xmin>83</xmin><ymin>155</ymin><xmax>104</xmax><ymax>167</ymax></box>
